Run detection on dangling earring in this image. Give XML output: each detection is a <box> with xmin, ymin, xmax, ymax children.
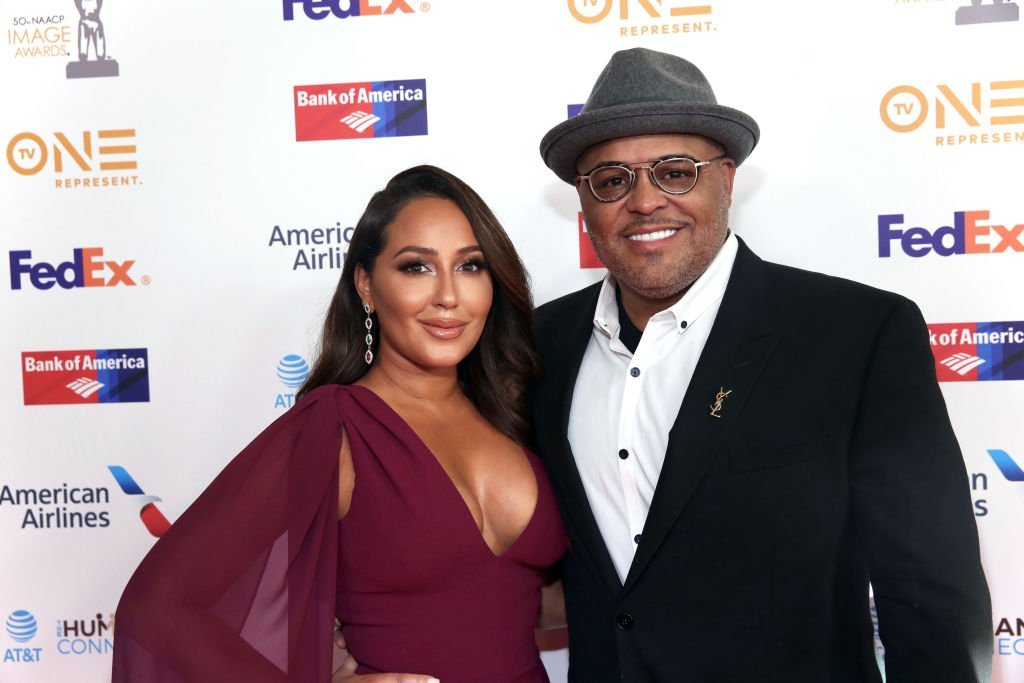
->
<box><xmin>363</xmin><ymin>302</ymin><xmax>374</xmax><ymax>365</ymax></box>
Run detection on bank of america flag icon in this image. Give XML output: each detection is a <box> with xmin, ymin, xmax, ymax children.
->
<box><xmin>939</xmin><ymin>353</ymin><xmax>986</xmax><ymax>376</ymax></box>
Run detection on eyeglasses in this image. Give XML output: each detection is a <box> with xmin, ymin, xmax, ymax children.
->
<box><xmin>575</xmin><ymin>155</ymin><xmax>727</xmax><ymax>203</ymax></box>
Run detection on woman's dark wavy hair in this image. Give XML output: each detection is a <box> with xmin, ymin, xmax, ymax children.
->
<box><xmin>297</xmin><ymin>165</ymin><xmax>540</xmax><ymax>446</ymax></box>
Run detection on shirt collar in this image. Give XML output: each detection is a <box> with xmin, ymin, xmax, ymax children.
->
<box><xmin>592</xmin><ymin>231</ymin><xmax>739</xmax><ymax>338</ymax></box>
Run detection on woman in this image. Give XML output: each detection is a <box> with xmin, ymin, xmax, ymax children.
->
<box><xmin>112</xmin><ymin>166</ymin><xmax>567</xmax><ymax>682</ymax></box>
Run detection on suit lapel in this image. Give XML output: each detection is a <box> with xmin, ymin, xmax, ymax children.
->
<box><xmin>623</xmin><ymin>239</ymin><xmax>780</xmax><ymax>593</ymax></box>
<box><xmin>536</xmin><ymin>284</ymin><xmax>624</xmax><ymax>595</ymax></box>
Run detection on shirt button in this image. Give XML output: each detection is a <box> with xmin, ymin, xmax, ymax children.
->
<box><xmin>616</xmin><ymin>611</ymin><xmax>635</xmax><ymax>631</ymax></box>
<box><xmin>629</xmin><ymin>367</ymin><xmax>640</xmax><ymax>377</ymax></box>
<box><xmin>618</xmin><ymin>449</ymin><xmax>629</xmax><ymax>460</ymax></box>
<box><xmin>634</xmin><ymin>534</ymin><xmax>642</xmax><ymax>544</ymax></box>
<box><xmin>680</xmin><ymin>320</ymin><xmax>688</xmax><ymax>329</ymax></box>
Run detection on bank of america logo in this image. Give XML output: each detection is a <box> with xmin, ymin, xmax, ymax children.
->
<box><xmin>294</xmin><ymin>78</ymin><xmax>428</xmax><ymax>142</ymax></box>
<box><xmin>940</xmin><ymin>353</ymin><xmax>986</xmax><ymax>376</ymax></box>
<box><xmin>67</xmin><ymin>377</ymin><xmax>105</xmax><ymax>397</ymax></box>
<box><xmin>340</xmin><ymin>110</ymin><xmax>381</xmax><ymax>133</ymax></box>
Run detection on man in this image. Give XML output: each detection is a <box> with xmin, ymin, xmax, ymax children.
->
<box><xmin>530</xmin><ymin>48</ymin><xmax>992</xmax><ymax>682</ymax></box>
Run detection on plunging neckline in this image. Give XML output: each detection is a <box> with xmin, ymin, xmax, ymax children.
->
<box><xmin>346</xmin><ymin>384</ymin><xmax>542</xmax><ymax>559</ymax></box>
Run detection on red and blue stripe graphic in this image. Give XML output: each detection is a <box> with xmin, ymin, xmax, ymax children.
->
<box><xmin>21</xmin><ymin>348</ymin><xmax>150</xmax><ymax>405</ymax></box>
<box><xmin>294</xmin><ymin>79</ymin><xmax>428</xmax><ymax>142</ymax></box>
<box><xmin>108</xmin><ymin>466</ymin><xmax>171</xmax><ymax>537</ymax></box>
<box><xmin>927</xmin><ymin>321</ymin><xmax>1024</xmax><ymax>382</ymax></box>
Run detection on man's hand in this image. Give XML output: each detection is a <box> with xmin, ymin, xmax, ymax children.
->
<box><xmin>331</xmin><ymin>625</ymin><xmax>439</xmax><ymax>683</ymax></box>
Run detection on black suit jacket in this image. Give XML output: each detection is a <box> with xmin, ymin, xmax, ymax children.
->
<box><xmin>532</xmin><ymin>238</ymin><xmax>991</xmax><ymax>682</ymax></box>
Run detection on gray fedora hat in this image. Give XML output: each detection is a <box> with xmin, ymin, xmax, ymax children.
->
<box><xmin>540</xmin><ymin>48</ymin><xmax>759</xmax><ymax>184</ymax></box>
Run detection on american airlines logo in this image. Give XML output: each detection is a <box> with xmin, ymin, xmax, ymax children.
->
<box><xmin>340</xmin><ymin>110</ymin><xmax>381</xmax><ymax>133</ymax></box>
<box><xmin>988</xmin><ymin>450</ymin><xmax>1024</xmax><ymax>483</ymax></box>
<box><xmin>66</xmin><ymin>377</ymin><xmax>104</xmax><ymax>398</ymax></box>
<box><xmin>939</xmin><ymin>353</ymin><xmax>986</xmax><ymax>376</ymax></box>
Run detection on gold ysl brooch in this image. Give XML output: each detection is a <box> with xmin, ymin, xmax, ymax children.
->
<box><xmin>709</xmin><ymin>387</ymin><xmax>732</xmax><ymax>419</ymax></box>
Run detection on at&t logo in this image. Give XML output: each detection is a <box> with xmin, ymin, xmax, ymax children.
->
<box><xmin>4</xmin><ymin>610</ymin><xmax>42</xmax><ymax>663</ymax></box>
<box><xmin>276</xmin><ymin>354</ymin><xmax>310</xmax><ymax>409</ymax></box>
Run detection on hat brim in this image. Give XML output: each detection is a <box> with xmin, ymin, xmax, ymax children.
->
<box><xmin>540</xmin><ymin>102</ymin><xmax>759</xmax><ymax>184</ymax></box>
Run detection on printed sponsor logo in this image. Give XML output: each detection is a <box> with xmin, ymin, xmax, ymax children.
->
<box><xmin>879</xmin><ymin>79</ymin><xmax>1024</xmax><ymax>147</ymax></box>
<box><xmin>282</xmin><ymin>0</ymin><xmax>421</xmax><ymax>21</ymax></box>
<box><xmin>275</xmin><ymin>354</ymin><xmax>310</xmax><ymax>409</ymax></box>
<box><xmin>970</xmin><ymin>470</ymin><xmax>989</xmax><ymax>517</ymax></box>
<box><xmin>7</xmin><ymin>14</ymin><xmax>72</xmax><ymax>59</ymax></box>
<box><xmin>988</xmin><ymin>449</ymin><xmax>1024</xmax><ymax>482</ymax></box>
<box><xmin>21</xmin><ymin>348</ymin><xmax>150</xmax><ymax>405</ymax></box>
<box><xmin>927</xmin><ymin>321</ymin><xmax>1024</xmax><ymax>381</ymax></box>
<box><xmin>955</xmin><ymin>0</ymin><xmax>1020</xmax><ymax>25</ymax></box>
<box><xmin>9</xmin><ymin>247</ymin><xmax>148</xmax><ymax>291</ymax></box>
<box><xmin>568</xmin><ymin>0</ymin><xmax>715</xmax><ymax>38</ymax></box>
<box><xmin>107</xmin><ymin>466</ymin><xmax>170</xmax><ymax>537</ymax></box>
<box><xmin>268</xmin><ymin>221</ymin><xmax>353</xmax><ymax>270</ymax></box>
<box><xmin>3</xmin><ymin>610</ymin><xmax>41</xmax><ymax>664</ymax></box>
<box><xmin>294</xmin><ymin>80</ymin><xmax>427</xmax><ymax>142</ymax></box>
<box><xmin>56</xmin><ymin>612</ymin><xmax>113</xmax><ymax>656</ymax></box>
<box><xmin>5</xmin><ymin>128</ymin><xmax>140</xmax><ymax>188</ymax></box>
<box><xmin>996</xmin><ymin>616</ymin><xmax>1024</xmax><ymax>656</ymax></box>
<box><xmin>877</xmin><ymin>211</ymin><xmax>1023</xmax><ymax>257</ymax></box>
<box><xmin>0</xmin><ymin>479</ymin><xmax>111</xmax><ymax>530</ymax></box>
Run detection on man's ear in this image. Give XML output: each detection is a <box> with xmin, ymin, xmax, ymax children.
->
<box><xmin>719</xmin><ymin>157</ymin><xmax>737</xmax><ymax>206</ymax></box>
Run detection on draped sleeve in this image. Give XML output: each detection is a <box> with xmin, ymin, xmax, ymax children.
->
<box><xmin>112</xmin><ymin>385</ymin><xmax>343</xmax><ymax>682</ymax></box>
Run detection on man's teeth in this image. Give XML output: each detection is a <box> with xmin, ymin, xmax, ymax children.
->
<box><xmin>628</xmin><ymin>229</ymin><xmax>678</xmax><ymax>242</ymax></box>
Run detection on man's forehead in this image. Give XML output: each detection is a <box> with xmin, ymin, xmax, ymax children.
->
<box><xmin>577</xmin><ymin>133</ymin><xmax>725</xmax><ymax>168</ymax></box>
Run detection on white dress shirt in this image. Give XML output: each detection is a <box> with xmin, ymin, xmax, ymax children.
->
<box><xmin>567</xmin><ymin>232</ymin><xmax>739</xmax><ymax>583</ymax></box>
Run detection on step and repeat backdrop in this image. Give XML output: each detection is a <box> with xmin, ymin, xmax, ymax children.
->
<box><xmin>2</xmin><ymin>0</ymin><xmax>1022</xmax><ymax>681</ymax></box>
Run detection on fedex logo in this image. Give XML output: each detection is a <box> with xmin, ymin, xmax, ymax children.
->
<box><xmin>9</xmin><ymin>248</ymin><xmax>139</xmax><ymax>290</ymax></box>
<box><xmin>283</xmin><ymin>0</ymin><xmax>414</xmax><ymax>21</ymax></box>
<box><xmin>877</xmin><ymin>211</ymin><xmax>1023</xmax><ymax>257</ymax></box>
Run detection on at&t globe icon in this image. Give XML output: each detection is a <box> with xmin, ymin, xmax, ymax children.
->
<box><xmin>3</xmin><ymin>609</ymin><xmax>42</xmax><ymax>664</ymax></box>
<box><xmin>275</xmin><ymin>354</ymin><xmax>310</xmax><ymax>410</ymax></box>
<box><xmin>5</xmin><ymin>610</ymin><xmax>37</xmax><ymax>642</ymax></box>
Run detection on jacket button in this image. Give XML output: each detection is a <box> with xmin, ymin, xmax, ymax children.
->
<box><xmin>616</xmin><ymin>611</ymin><xmax>634</xmax><ymax>630</ymax></box>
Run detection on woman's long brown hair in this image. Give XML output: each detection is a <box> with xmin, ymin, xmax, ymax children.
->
<box><xmin>298</xmin><ymin>165</ymin><xmax>540</xmax><ymax>446</ymax></box>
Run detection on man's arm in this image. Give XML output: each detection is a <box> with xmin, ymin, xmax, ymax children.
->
<box><xmin>848</xmin><ymin>298</ymin><xmax>992</xmax><ymax>681</ymax></box>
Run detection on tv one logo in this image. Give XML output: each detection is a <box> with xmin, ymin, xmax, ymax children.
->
<box><xmin>6</xmin><ymin>129</ymin><xmax>140</xmax><ymax>188</ymax></box>
<box><xmin>877</xmin><ymin>211</ymin><xmax>1023</xmax><ymax>257</ymax></box>
<box><xmin>568</xmin><ymin>0</ymin><xmax>712</xmax><ymax>23</ymax></box>
<box><xmin>282</xmin><ymin>0</ymin><xmax>417</xmax><ymax>21</ymax></box>
<box><xmin>879</xmin><ymin>80</ymin><xmax>1024</xmax><ymax>142</ymax></box>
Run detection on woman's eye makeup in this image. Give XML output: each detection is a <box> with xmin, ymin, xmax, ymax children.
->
<box><xmin>397</xmin><ymin>259</ymin><xmax>431</xmax><ymax>273</ymax></box>
<box><xmin>458</xmin><ymin>257</ymin><xmax>488</xmax><ymax>272</ymax></box>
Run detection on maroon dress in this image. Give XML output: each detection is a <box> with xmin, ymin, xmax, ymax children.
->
<box><xmin>336</xmin><ymin>385</ymin><xmax>567</xmax><ymax>683</ymax></box>
<box><xmin>111</xmin><ymin>384</ymin><xmax>566</xmax><ymax>682</ymax></box>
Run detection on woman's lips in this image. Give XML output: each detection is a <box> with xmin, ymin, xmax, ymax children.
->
<box><xmin>419</xmin><ymin>319</ymin><xmax>468</xmax><ymax>339</ymax></box>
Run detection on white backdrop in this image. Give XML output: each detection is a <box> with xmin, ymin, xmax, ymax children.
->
<box><xmin>2</xmin><ymin>1</ymin><xmax>1022</xmax><ymax>681</ymax></box>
